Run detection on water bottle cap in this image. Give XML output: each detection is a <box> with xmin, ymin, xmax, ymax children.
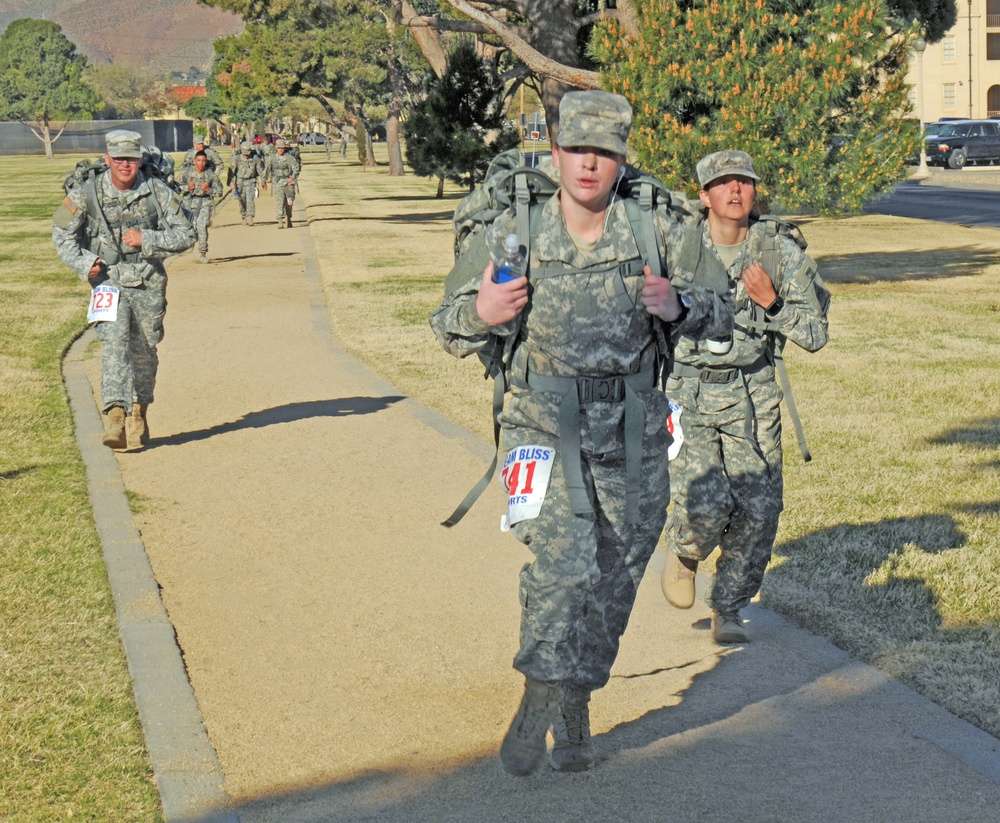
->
<box><xmin>503</xmin><ymin>233</ymin><xmax>520</xmax><ymax>253</ymax></box>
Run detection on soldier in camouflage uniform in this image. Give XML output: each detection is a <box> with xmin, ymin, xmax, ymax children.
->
<box><xmin>52</xmin><ymin>129</ymin><xmax>196</xmax><ymax>451</ymax></box>
<box><xmin>178</xmin><ymin>150</ymin><xmax>223</xmax><ymax>263</ymax></box>
<box><xmin>659</xmin><ymin>150</ymin><xmax>830</xmax><ymax>643</ymax></box>
<box><xmin>229</xmin><ymin>141</ymin><xmax>265</xmax><ymax>225</ymax></box>
<box><xmin>430</xmin><ymin>92</ymin><xmax>733</xmax><ymax>776</ymax></box>
<box><xmin>267</xmin><ymin>138</ymin><xmax>301</xmax><ymax>229</ymax></box>
<box><xmin>180</xmin><ymin>136</ymin><xmax>224</xmax><ymax>177</ymax></box>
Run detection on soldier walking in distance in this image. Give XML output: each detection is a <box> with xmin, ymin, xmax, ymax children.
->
<box><xmin>230</xmin><ymin>141</ymin><xmax>265</xmax><ymax>225</ymax></box>
<box><xmin>180</xmin><ymin>135</ymin><xmax>224</xmax><ymax>177</ymax></box>
<box><xmin>268</xmin><ymin>138</ymin><xmax>300</xmax><ymax>229</ymax></box>
<box><xmin>179</xmin><ymin>150</ymin><xmax>223</xmax><ymax>263</ymax></box>
<box><xmin>431</xmin><ymin>92</ymin><xmax>733</xmax><ymax>775</ymax></box>
<box><xmin>659</xmin><ymin>150</ymin><xmax>830</xmax><ymax>643</ymax></box>
<box><xmin>52</xmin><ymin>129</ymin><xmax>195</xmax><ymax>450</ymax></box>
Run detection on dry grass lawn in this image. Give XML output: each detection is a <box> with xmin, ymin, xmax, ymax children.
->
<box><xmin>300</xmin><ymin>150</ymin><xmax>1000</xmax><ymax>739</ymax></box>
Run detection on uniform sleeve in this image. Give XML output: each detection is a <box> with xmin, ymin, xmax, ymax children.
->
<box><xmin>210</xmin><ymin>173</ymin><xmax>224</xmax><ymax>198</ymax></box>
<box><xmin>52</xmin><ymin>187</ymin><xmax>99</xmax><ymax>281</ymax></box>
<box><xmin>428</xmin><ymin>228</ymin><xmax>516</xmax><ymax>359</ymax></box>
<box><xmin>770</xmin><ymin>239</ymin><xmax>830</xmax><ymax>352</ymax></box>
<box><xmin>656</xmin><ymin>212</ymin><xmax>734</xmax><ymax>341</ymax></box>
<box><xmin>141</xmin><ymin>179</ymin><xmax>196</xmax><ymax>258</ymax></box>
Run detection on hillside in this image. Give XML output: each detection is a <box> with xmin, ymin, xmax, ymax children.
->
<box><xmin>0</xmin><ymin>0</ymin><xmax>244</xmax><ymax>76</ymax></box>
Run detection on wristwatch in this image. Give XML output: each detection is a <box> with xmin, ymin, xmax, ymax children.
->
<box><xmin>765</xmin><ymin>296</ymin><xmax>784</xmax><ymax>317</ymax></box>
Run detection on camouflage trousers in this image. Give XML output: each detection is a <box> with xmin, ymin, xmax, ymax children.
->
<box><xmin>187</xmin><ymin>197</ymin><xmax>214</xmax><ymax>253</ymax></box>
<box><xmin>94</xmin><ymin>270</ymin><xmax>167</xmax><ymax>414</ymax></box>
<box><xmin>234</xmin><ymin>179</ymin><xmax>257</xmax><ymax>217</ymax></box>
<box><xmin>273</xmin><ymin>181</ymin><xmax>295</xmax><ymax>221</ymax></box>
<box><xmin>663</xmin><ymin>371</ymin><xmax>784</xmax><ymax>613</ymax></box>
<box><xmin>505</xmin><ymin>392</ymin><xmax>671</xmax><ymax>692</ymax></box>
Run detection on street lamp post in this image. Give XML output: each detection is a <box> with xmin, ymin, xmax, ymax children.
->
<box><xmin>914</xmin><ymin>35</ymin><xmax>930</xmax><ymax>179</ymax></box>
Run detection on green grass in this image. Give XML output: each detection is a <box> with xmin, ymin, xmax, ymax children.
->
<box><xmin>0</xmin><ymin>154</ymin><xmax>162</xmax><ymax>821</ymax></box>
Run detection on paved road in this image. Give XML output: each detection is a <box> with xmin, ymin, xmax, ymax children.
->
<box><xmin>866</xmin><ymin>173</ymin><xmax>1000</xmax><ymax>228</ymax></box>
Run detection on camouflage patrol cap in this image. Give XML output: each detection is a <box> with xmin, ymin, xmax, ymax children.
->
<box><xmin>105</xmin><ymin>129</ymin><xmax>143</xmax><ymax>159</ymax></box>
<box><xmin>241</xmin><ymin>141</ymin><xmax>252</xmax><ymax>152</ymax></box>
<box><xmin>194</xmin><ymin>136</ymin><xmax>206</xmax><ymax>146</ymax></box>
<box><xmin>275</xmin><ymin>138</ymin><xmax>287</xmax><ymax>148</ymax></box>
<box><xmin>556</xmin><ymin>90</ymin><xmax>631</xmax><ymax>156</ymax></box>
<box><xmin>697</xmin><ymin>150</ymin><xmax>761</xmax><ymax>188</ymax></box>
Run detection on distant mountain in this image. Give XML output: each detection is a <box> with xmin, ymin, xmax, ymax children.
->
<box><xmin>0</xmin><ymin>0</ymin><xmax>244</xmax><ymax>77</ymax></box>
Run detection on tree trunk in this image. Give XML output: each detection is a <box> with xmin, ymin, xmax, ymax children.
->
<box><xmin>386</xmin><ymin>57</ymin><xmax>406</xmax><ymax>176</ymax></box>
<box><xmin>437</xmin><ymin>175</ymin><xmax>444</xmax><ymax>198</ymax></box>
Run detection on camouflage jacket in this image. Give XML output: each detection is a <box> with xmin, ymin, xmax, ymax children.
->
<box><xmin>231</xmin><ymin>153</ymin><xmax>264</xmax><ymax>182</ymax></box>
<box><xmin>671</xmin><ymin>219</ymin><xmax>830</xmax><ymax>373</ymax></box>
<box><xmin>181</xmin><ymin>146</ymin><xmax>224</xmax><ymax>175</ymax></box>
<box><xmin>52</xmin><ymin>169</ymin><xmax>195</xmax><ymax>284</ymax></box>
<box><xmin>431</xmin><ymin>191</ymin><xmax>733</xmax><ymax>375</ymax></box>
<box><xmin>178</xmin><ymin>167</ymin><xmax>223</xmax><ymax>200</ymax></box>
<box><xmin>267</xmin><ymin>152</ymin><xmax>300</xmax><ymax>185</ymax></box>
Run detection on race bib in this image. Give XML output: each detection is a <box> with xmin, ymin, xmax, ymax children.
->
<box><xmin>499</xmin><ymin>445</ymin><xmax>556</xmax><ymax>531</ymax></box>
<box><xmin>667</xmin><ymin>401</ymin><xmax>684</xmax><ymax>461</ymax></box>
<box><xmin>87</xmin><ymin>284</ymin><xmax>120</xmax><ymax>323</ymax></box>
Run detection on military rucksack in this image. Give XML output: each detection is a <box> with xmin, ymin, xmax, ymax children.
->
<box><xmin>439</xmin><ymin>149</ymin><xmax>705</xmax><ymax>526</ymax></box>
<box><xmin>63</xmin><ymin>144</ymin><xmax>180</xmax><ymax>198</ymax></box>
<box><xmin>60</xmin><ymin>145</ymin><xmax>189</xmax><ymax>259</ymax></box>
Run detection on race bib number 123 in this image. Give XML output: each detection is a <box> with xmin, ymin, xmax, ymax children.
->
<box><xmin>87</xmin><ymin>284</ymin><xmax>120</xmax><ymax>323</ymax></box>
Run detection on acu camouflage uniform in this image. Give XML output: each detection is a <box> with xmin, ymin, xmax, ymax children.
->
<box><xmin>230</xmin><ymin>146</ymin><xmax>264</xmax><ymax>220</ymax></box>
<box><xmin>431</xmin><ymin>187</ymin><xmax>733</xmax><ymax>692</ymax></box>
<box><xmin>664</xmin><ymin>211</ymin><xmax>830</xmax><ymax>614</ymax></box>
<box><xmin>52</xmin><ymin>168</ymin><xmax>195</xmax><ymax>414</ymax></box>
<box><xmin>267</xmin><ymin>147</ymin><xmax>300</xmax><ymax>227</ymax></box>
<box><xmin>180</xmin><ymin>144</ymin><xmax>224</xmax><ymax>176</ymax></box>
<box><xmin>178</xmin><ymin>164</ymin><xmax>223</xmax><ymax>255</ymax></box>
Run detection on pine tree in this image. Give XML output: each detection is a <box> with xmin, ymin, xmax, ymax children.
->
<box><xmin>405</xmin><ymin>40</ymin><xmax>520</xmax><ymax>197</ymax></box>
<box><xmin>592</xmin><ymin>0</ymin><xmax>920</xmax><ymax>214</ymax></box>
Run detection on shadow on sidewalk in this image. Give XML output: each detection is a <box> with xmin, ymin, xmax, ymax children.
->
<box><xmin>148</xmin><ymin>396</ymin><xmax>404</xmax><ymax>448</ymax></box>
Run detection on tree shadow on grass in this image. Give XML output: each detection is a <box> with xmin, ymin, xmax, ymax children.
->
<box><xmin>148</xmin><ymin>396</ymin><xmax>404</xmax><ymax>449</ymax></box>
<box><xmin>814</xmin><ymin>247</ymin><xmax>999</xmax><ymax>285</ymax></box>
<box><xmin>361</xmin><ymin>193</ymin><xmax>465</xmax><ymax>203</ymax></box>
<box><xmin>927</xmin><ymin>416</ymin><xmax>1000</xmax><ymax>468</ymax></box>
<box><xmin>307</xmin><ymin>211</ymin><xmax>454</xmax><ymax>225</ymax></box>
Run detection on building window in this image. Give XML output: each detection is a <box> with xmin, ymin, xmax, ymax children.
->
<box><xmin>943</xmin><ymin>35</ymin><xmax>956</xmax><ymax>62</ymax></box>
<box><xmin>943</xmin><ymin>83</ymin><xmax>957</xmax><ymax>110</ymax></box>
<box><xmin>989</xmin><ymin>33</ymin><xmax>1000</xmax><ymax>59</ymax></box>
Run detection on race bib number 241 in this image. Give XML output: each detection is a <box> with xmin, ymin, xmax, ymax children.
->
<box><xmin>499</xmin><ymin>445</ymin><xmax>555</xmax><ymax>531</ymax></box>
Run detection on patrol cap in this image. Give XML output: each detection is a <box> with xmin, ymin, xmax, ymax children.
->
<box><xmin>556</xmin><ymin>90</ymin><xmax>631</xmax><ymax>156</ymax></box>
<box><xmin>697</xmin><ymin>150</ymin><xmax>761</xmax><ymax>188</ymax></box>
<box><xmin>194</xmin><ymin>136</ymin><xmax>206</xmax><ymax>146</ymax></box>
<box><xmin>275</xmin><ymin>138</ymin><xmax>287</xmax><ymax>148</ymax></box>
<box><xmin>241</xmin><ymin>141</ymin><xmax>252</xmax><ymax>152</ymax></box>
<box><xmin>105</xmin><ymin>129</ymin><xmax>143</xmax><ymax>159</ymax></box>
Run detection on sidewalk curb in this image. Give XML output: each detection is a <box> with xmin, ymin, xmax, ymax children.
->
<box><xmin>62</xmin><ymin>330</ymin><xmax>239</xmax><ymax>823</ymax></box>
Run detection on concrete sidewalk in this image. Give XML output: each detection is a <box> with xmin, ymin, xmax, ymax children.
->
<box><xmin>67</xmin><ymin>183</ymin><xmax>1000</xmax><ymax>823</ymax></box>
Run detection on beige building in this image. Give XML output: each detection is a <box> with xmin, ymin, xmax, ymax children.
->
<box><xmin>907</xmin><ymin>0</ymin><xmax>1000</xmax><ymax>122</ymax></box>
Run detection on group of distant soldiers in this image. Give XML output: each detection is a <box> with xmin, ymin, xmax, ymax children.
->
<box><xmin>176</xmin><ymin>135</ymin><xmax>303</xmax><ymax>260</ymax></box>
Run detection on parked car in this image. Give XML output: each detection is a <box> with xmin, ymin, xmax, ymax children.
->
<box><xmin>252</xmin><ymin>132</ymin><xmax>282</xmax><ymax>145</ymax></box>
<box><xmin>923</xmin><ymin>119</ymin><xmax>1000</xmax><ymax>169</ymax></box>
<box><xmin>297</xmin><ymin>132</ymin><xmax>327</xmax><ymax>145</ymax></box>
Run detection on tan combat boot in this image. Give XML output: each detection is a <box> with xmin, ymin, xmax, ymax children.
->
<box><xmin>712</xmin><ymin>610</ymin><xmax>750</xmax><ymax>644</ymax></box>
<box><xmin>101</xmin><ymin>406</ymin><xmax>127</xmax><ymax>450</ymax></box>
<box><xmin>661</xmin><ymin>552</ymin><xmax>698</xmax><ymax>609</ymax></box>
<box><xmin>125</xmin><ymin>403</ymin><xmax>149</xmax><ymax>451</ymax></box>
<box><xmin>499</xmin><ymin>677</ymin><xmax>558</xmax><ymax>776</ymax></box>
<box><xmin>550</xmin><ymin>687</ymin><xmax>594</xmax><ymax>772</ymax></box>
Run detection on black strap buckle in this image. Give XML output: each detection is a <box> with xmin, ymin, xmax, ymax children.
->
<box><xmin>577</xmin><ymin>376</ymin><xmax>626</xmax><ymax>403</ymax></box>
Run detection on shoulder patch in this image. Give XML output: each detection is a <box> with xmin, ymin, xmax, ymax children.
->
<box><xmin>53</xmin><ymin>195</ymin><xmax>82</xmax><ymax>230</ymax></box>
<box><xmin>62</xmin><ymin>195</ymin><xmax>78</xmax><ymax>215</ymax></box>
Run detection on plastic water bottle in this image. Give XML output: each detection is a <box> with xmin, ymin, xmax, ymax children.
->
<box><xmin>493</xmin><ymin>233</ymin><xmax>526</xmax><ymax>284</ymax></box>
